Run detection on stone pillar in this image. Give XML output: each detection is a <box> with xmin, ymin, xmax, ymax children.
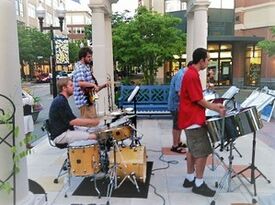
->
<box><xmin>186</xmin><ymin>12</ymin><xmax>194</xmax><ymax>63</ymax></box>
<box><xmin>192</xmin><ymin>0</ymin><xmax>210</xmax><ymax>89</ymax></box>
<box><xmin>89</xmin><ymin>0</ymin><xmax>115</xmax><ymax>115</ymax></box>
<box><xmin>105</xmin><ymin>14</ymin><xmax>115</xmax><ymax>108</ymax></box>
<box><xmin>0</xmin><ymin>0</ymin><xmax>31</xmax><ymax>204</ymax></box>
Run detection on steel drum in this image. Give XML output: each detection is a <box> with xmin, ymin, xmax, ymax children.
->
<box><xmin>206</xmin><ymin>98</ymin><xmax>238</xmax><ymax>118</ymax></box>
<box><xmin>207</xmin><ymin>106</ymin><xmax>263</xmax><ymax>143</ymax></box>
<box><xmin>236</xmin><ymin>106</ymin><xmax>263</xmax><ymax>136</ymax></box>
<box><xmin>207</xmin><ymin>113</ymin><xmax>239</xmax><ymax>143</ymax></box>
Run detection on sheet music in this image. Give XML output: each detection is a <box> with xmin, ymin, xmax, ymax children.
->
<box><xmin>222</xmin><ymin>86</ymin><xmax>240</xmax><ymax>99</ymax></box>
<box><xmin>241</xmin><ymin>91</ymin><xmax>274</xmax><ymax>111</ymax></box>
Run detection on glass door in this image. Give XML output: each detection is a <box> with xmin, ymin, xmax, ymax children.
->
<box><xmin>244</xmin><ymin>45</ymin><xmax>262</xmax><ymax>86</ymax></box>
<box><xmin>208</xmin><ymin>43</ymin><xmax>233</xmax><ymax>86</ymax></box>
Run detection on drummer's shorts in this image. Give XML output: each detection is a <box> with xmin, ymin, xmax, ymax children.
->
<box><xmin>54</xmin><ymin>130</ymin><xmax>91</xmax><ymax>144</ymax></box>
<box><xmin>185</xmin><ymin>126</ymin><xmax>212</xmax><ymax>158</ymax></box>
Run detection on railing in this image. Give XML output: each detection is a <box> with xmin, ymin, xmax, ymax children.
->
<box><xmin>119</xmin><ymin>85</ymin><xmax>171</xmax><ymax>115</ymax></box>
<box><xmin>0</xmin><ymin>94</ymin><xmax>16</xmax><ymax>205</ymax></box>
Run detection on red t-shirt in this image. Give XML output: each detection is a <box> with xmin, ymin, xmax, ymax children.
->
<box><xmin>178</xmin><ymin>66</ymin><xmax>206</xmax><ymax>129</ymax></box>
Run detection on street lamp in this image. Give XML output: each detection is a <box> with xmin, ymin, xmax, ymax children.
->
<box><xmin>36</xmin><ymin>0</ymin><xmax>65</xmax><ymax>98</ymax></box>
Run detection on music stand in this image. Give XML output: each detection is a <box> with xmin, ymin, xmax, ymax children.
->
<box><xmin>127</xmin><ymin>86</ymin><xmax>140</xmax><ymax>139</ymax></box>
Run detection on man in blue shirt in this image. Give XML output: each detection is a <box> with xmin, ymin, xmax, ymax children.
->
<box><xmin>167</xmin><ymin>61</ymin><xmax>192</xmax><ymax>153</ymax></box>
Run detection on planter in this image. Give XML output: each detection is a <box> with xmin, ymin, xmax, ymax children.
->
<box><xmin>32</xmin><ymin>111</ymin><xmax>40</xmax><ymax>123</ymax></box>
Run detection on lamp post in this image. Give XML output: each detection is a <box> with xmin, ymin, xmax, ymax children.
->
<box><xmin>36</xmin><ymin>0</ymin><xmax>65</xmax><ymax>98</ymax></box>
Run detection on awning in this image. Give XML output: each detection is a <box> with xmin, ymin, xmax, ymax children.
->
<box><xmin>208</xmin><ymin>35</ymin><xmax>264</xmax><ymax>43</ymax></box>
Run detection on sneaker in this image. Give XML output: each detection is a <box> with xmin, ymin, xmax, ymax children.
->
<box><xmin>192</xmin><ymin>182</ymin><xmax>216</xmax><ymax>197</ymax></box>
<box><xmin>183</xmin><ymin>178</ymin><xmax>195</xmax><ymax>188</ymax></box>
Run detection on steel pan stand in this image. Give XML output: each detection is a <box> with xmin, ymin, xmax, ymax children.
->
<box><xmin>233</xmin><ymin>132</ymin><xmax>271</xmax><ymax>204</ymax></box>
<box><xmin>210</xmin><ymin>137</ymin><xmax>237</xmax><ymax>205</ymax></box>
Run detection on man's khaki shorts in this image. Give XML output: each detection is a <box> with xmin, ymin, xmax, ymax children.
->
<box><xmin>80</xmin><ymin>104</ymin><xmax>97</xmax><ymax>118</ymax></box>
<box><xmin>54</xmin><ymin>130</ymin><xmax>90</xmax><ymax>144</ymax></box>
<box><xmin>185</xmin><ymin>126</ymin><xmax>212</xmax><ymax>158</ymax></box>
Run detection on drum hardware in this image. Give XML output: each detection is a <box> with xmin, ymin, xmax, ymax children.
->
<box><xmin>106</xmin><ymin>140</ymin><xmax>141</xmax><ymax>205</ymax></box>
<box><xmin>127</xmin><ymin>124</ymin><xmax>143</xmax><ymax>147</ymax></box>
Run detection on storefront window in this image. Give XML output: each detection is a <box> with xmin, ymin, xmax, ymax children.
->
<box><xmin>244</xmin><ymin>45</ymin><xmax>261</xmax><ymax>86</ymax></box>
<box><xmin>207</xmin><ymin>43</ymin><xmax>233</xmax><ymax>86</ymax></box>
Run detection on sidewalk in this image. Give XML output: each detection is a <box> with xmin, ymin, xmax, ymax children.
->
<box><xmin>27</xmin><ymin>116</ymin><xmax>275</xmax><ymax>205</ymax></box>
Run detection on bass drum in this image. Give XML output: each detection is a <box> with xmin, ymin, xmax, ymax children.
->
<box><xmin>109</xmin><ymin>146</ymin><xmax>147</xmax><ymax>183</ymax></box>
<box><xmin>235</xmin><ymin>106</ymin><xmax>263</xmax><ymax>136</ymax></box>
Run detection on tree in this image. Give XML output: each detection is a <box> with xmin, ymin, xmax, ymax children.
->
<box><xmin>112</xmin><ymin>7</ymin><xmax>186</xmax><ymax>84</ymax></box>
<box><xmin>68</xmin><ymin>41</ymin><xmax>87</xmax><ymax>64</ymax></box>
<box><xmin>84</xmin><ymin>24</ymin><xmax>92</xmax><ymax>41</ymax></box>
<box><xmin>257</xmin><ymin>27</ymin><xmax>275</xmax><ymax>56</ymax></box>
<box><xmin>17</xmin><ymin>24</ymin><xmax>51</xmax><ymax>79</ymax></box>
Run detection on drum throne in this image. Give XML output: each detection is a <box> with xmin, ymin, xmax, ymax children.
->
<box><xmin>41</xmin><ymin>119</ymin><xmax>68</xmax><ymax>184</ymax></box>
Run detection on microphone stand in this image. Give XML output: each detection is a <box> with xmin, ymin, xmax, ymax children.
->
<box><xmin>130</xmin><ymin>95</ymin><xmax>139</xmax><ymax>146</ymax></box>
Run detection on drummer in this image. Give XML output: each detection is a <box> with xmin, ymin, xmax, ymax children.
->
<box><xmin>48</xmin><ymin>78</ymin><xmax>100</xmax><ymax>145</ymax></box>
<box><xmin>178</xmin><ymin>48</ymin><xmax>225</xmax><ymax>197</ymax></box>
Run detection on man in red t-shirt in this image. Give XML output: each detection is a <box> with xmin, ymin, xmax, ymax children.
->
<box><xmin>178</xmin><ymin>48</ymin><xmax>225</xmax><ymax>197</ymax></box>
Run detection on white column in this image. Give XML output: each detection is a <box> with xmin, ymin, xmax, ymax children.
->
<box><xmin>0</xmin><ymin>0</ymin><xmax>30</xmax><ymax>204</ymax></box>
<box><xmin>89</xmin><ymin>0</ymin><xmax>115</xmax><ymax>115</ymax></box>
<box><xmin>193</xmin><ymin>1</ymin><xmax>209</xmax><ymax>89</ymax></box>
<box><xmin>105</xmin><ymin>14</ymin><xmax>115</xmax><ymax>108</ymax></box>
<box><xmin>91</xmin><ymin>8</ymin><xmax>108</xmax><ymax>115</ymax></box>
<box><xmin>186</xmin><ymin>12</ymin><xmax>194</xmax><ymax>63</ymax></box>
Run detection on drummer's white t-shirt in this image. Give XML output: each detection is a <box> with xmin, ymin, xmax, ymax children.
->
<box><xmin>186</xmin><ymin>124</ymin><xmax>201</xmax><ymax>130</ymax></box>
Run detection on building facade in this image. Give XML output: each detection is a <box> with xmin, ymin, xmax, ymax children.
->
<box><xmin>15</xmin><ymin>0</ymin><xmax>92</xmax><ymax>76</ymax></box>
<box><xmin>142</xmin><ymin>0</ymin><xmax>275</xmax><ymax>88</ymax></box>
<box><xmin>66</xmin><ymin>10</ymin><xmax>92</xmax><ymax>41</ymax></box>
<box><xmin>15</xmin><ymin>0</ymin><xmax>61</xmax><ymax>28</ymax></box>
<box><xmin>234</xmin><ymin>0</ymin><xmax>275</xmax><ymax>88</ymax></box>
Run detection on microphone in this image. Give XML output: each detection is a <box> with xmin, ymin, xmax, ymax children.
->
<box><xmin>127</xmin><ymin>86</ymin><xmax>140</xmax><ymax>103</ymax></box>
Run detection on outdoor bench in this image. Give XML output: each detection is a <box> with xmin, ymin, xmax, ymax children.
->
<box><xmin>118</xmin><ymin>85</ymin><xmax>171</xmax><ymax>115</ymax></box>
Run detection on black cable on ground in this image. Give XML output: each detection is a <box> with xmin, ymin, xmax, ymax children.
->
<box><xmin>149</xmin><ymin>183</ymin><xmax>166</xmax><ymax>205</ymax></box>
<box><xmin>147</xmin><ymin>149</ymin><xmax>179</xmax><ymax>172</ymax></box>
<box><xmin>147</xmin><ymin>149</ymin><xmax>181</xmax><ymax>205</ymax></box>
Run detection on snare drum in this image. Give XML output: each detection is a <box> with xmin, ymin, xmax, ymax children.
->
<box><xmin>68</xmin><ymin>140</ymin><xmax>100</xmax><ymax>176</ymax></box>
<box><xmin>97</xmin><ymin>125</ymin><xmax>133</xmax><ymax>142</ymax></box>
<box><xmin>111</xmin><ymin>125</ymin><xmax>133</xmax><ymax>141</ymax></box>
<box><xmin>109</xmin><ymin>146</ymin><xmax>147</xmax><ymax>183</ymax></box>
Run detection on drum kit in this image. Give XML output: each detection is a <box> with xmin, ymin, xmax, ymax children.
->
<box><xmin>66</xmin><ymin>110</ymin><xmax>146</xmax><ymax>205</ymax></box>
<box><xmin>205</xmin><ymin>96</ymin><xmax>270</xmax><ymax>204</ymax></box>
